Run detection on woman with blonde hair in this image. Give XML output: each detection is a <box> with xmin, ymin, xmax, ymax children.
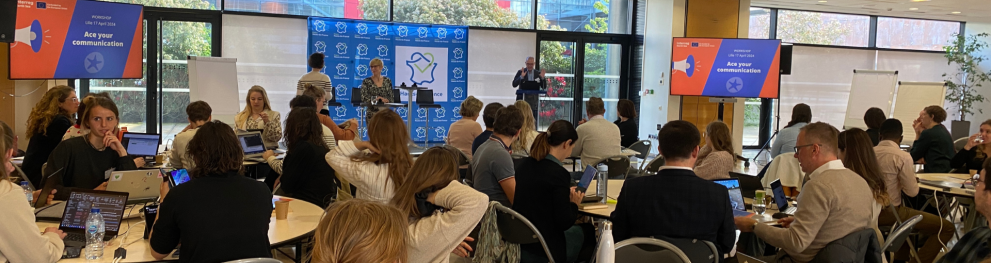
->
<box><xmin>311</xmin><ymin>199</ymin><xmax>409</xmax><ymax>263</ymax></box>
<box><xmin>511</xmin><ymin>100</ymin><xmax>539</xmax><ymax>155</ymax></box>
<box><xmin>360</xmin><ymin>58</ymin><xmax>395</xmax><ymax>122</ymax></box>
<box><xmin>447</xmin><ymin>96</ymin><xmax>484</xmax><ymax>159</ymax></box>
<box><xmin>326</xmin><ymin>109</ymin><xmax>413</xmax><ymax>203</ymax></box>
<box><xmin>235</xmin><ymin>85</ymin><xmax>283</xmax><ymax>146</ymax></box>
<box><xmin>953</xmin><ymin>119</ymin><xmax>991</xmax><ymax>173</ymax></box>
<box><xmin>389</xmin><ymin>147</ymin><xmax>487</xmax><ymax>262</ymax></box>
<box><xmin>0</xmin><ymin>121</ymin><xmax>67</xmax><ymax>263</ymax></box>
<box><xmin>62</xmin><ymin>92</ymin><xmax>111</xmax><ymax>141</ymax></box>
<box><xmin>694</xmin><ymin>121</ymin><xmax>736</xmax><ymax>180</ymax></box>
<box><xmin>22</xmin><ymin>85</ymin><xmax>78</xmax><ymax>187</ymax></box>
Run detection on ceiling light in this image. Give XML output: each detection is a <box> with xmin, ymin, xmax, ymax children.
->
<box><xmin>818</xmin><ymin>0</ymin><xmax>826</xmax><ymax>2</ymax></box>
<box><xmin>910</xmin><ymin>0</ymin><xmax>930</xmax><ymax>2</ymax></box>
<box><xmin>952</xmin><ymin>11</ymin><xmax>962</xmax><ymax>14</ymax></box>
<box><xmin>909</xmin><ymin>7</ymin><xmax>918</xmax><ymax>10</ymax></box>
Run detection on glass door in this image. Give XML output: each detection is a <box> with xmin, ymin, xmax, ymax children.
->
<box><xmin>537</xmin><ymin>34</ymin><xmax>630</xmax><ymax>129</ymax></box>
<box><xmin>582</xmin><ymin>42</ymin><xmax>622</xmax><ymax>122</ymax></box>
<box><xmin>156</xmin><ymin>20</ymin><xmax>213</xmax><ymax>141</ymax></box>
<box><xmin>538</xmin><ymin>40</ymin><xmax>577</xmax><ymax>130</ymax></box>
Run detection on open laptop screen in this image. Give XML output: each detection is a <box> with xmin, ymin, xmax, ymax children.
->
<box><xmin>60</xmin><ymin>190</ymin><xmax>128</xmax><ymax>233</ymax></box>
<box><xmin>238</xmin><ymin>133</ymin><xmax>266</xmax><ymax>155</ymax></box>
<box><xmin>121</xmin><ymin>133</ymin><xmax>160</xmax><ymax>157</ymax></box>
<box><xmin>770</xmin><ymin>179</ymin><xmax>789</xmax><ymax>211</ymax></box>
<box><xmin>713</xmin><ymin>178</ymin><xmax>746</xmax><ymax>212</ymax></box>
<box><xmin>576</xmin><ymin>165</ymin><xmax>597</xmax><ymax>192</ymax></box>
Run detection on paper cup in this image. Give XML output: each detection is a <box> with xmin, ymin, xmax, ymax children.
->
<box><xmin>275</xmin><ymin>200</ymin><xmax>290</xmax><ymax>220</ymax></box>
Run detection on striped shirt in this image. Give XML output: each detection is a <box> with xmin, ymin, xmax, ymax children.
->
<box><xmin>297</xmin><ymin>70</ymin><xmax>333</xmax><ymax>100</ymax></box>
<box><xmin>324</xmin><ymin>140</ymin><xmax>397</xmax><ymax>203</ymax></box>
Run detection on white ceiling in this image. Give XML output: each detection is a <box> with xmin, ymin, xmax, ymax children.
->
<box><xmin>751</xmin><ymin>0</ymin><xmax>991</xmax><ymax>23</ymax></box>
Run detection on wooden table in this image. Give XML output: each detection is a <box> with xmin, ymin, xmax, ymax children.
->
<box><xmin>39</xmin><ymin>196</ymin><xmax>324</xmax><ymax>263</ymax></box>
<box><xmin>578</xmin><ymin>179</ymin><xmax>624</xmax><ymax>219</ymax></box>
<box><xmin>916</xmin><ymin>173</ymin><xmax>981</xmax><ymax>233</ymax></box>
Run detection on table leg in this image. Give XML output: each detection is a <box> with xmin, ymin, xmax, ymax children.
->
<box><xmin>962</xmin><ymin>198</ymin><xmax>978</xmax><ymax>234</ymax></box>
<box><xmin>295</xmin><ymin>240</ymin><xmax>303</xmax><ymax>263</ymax></box>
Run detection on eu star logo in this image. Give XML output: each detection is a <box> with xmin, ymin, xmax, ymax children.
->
<box><xmin>435</xmin><ymin>107</ymin><xmax>446</xmax><ymax>118</ymax></box>
<box><xmin>377</xmin><ymin>24</ymin><xmax>389</xmax><ymax>36</ymax></box>
<box><xmin>84</xmin><ymin>52</ymin><xmax>104</xmax><ymax>73</ymax></box>
<box><xmin>335</xmin><ymin>43</ymin><xmax>347</xmax><ymax>55</ymax></box>
<box><xmin>335</xmin><ymin>84</ymin><xmax>347</xmax><ymax>97</ymax></box>
<box><xmin>726</xmin><ymin>77</ymin><xmax>743</xmax><ymax>93</ymax></box>
<box><xmin>453</xmin><ymin>67</ymin><xmax>464</xmax><ymax>79</ymax></box>
<box><xmin>454</xmin><ymin>28</ymin><xmax>465</xmax><ymax>39</ymax></box>
<box><xmin>357</xmin><ymin>44</ymin><xmax>368</xmax><ymax>56</ymax></box>
<box><xmin>417</xmin><ymin>27</ymin><xmax>429</xmax><ymax>38</ymax></box>
<box><xmin>453</xmin><ymin>48</ymin><xmax>464</xmax><ymax>59</ymax></box>
<box><xmin>397</xmin><ymin>26</ymin><xmax>409</xmax><ymax>37</ymax></box>
<box><xmin>335</xmin><ymin>107</ymin><xmax>347</xmax><ymax>117</ymax></box>
<box><xmin>416</xmin><ymin>127</ymin><xmax>427</xmax><ymax>138</ymax></box>
<box><xmin>405</xmin><ymin>52</ymin><xmax>437</xmax><ymax>85</ymax></box>
<box><xmin>335</xmin><ymin>22</ymin><xmax>347</xmax><ymax>33</ymax></box>
<box><xmin>314</xmin><ymin>41</ymin><xmax>327</xmax><ymax>53</ymax></box>
<box><xmin>436</xmin><ymin>28</ymin><xmax>447</xmax><ymax>39</ymax></box>
<box><xmin>357</xmin><ymin>65</ymin><xmax>369</xmax><ymax>76</ymax></box>
<box><xmin>313</xmin><ymin>20</ymin><xmax>327</xmax><ymax>32</ymax></box>
<box><xmin>377</xmin><ymin>45</ymin><xmax>389</xmax><ymax>56</ymax></box>
<box><xmin>336</xmin><ymin>63</ymin><xmax>347</xmax><ymax>76</ymax></box>
<box><xmin>356</xmin><ymin>23</ymin><xmax>368</xmax><ymax>35</ymax></box>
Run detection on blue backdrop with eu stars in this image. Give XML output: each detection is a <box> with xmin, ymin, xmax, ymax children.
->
<box><xmin>307</xmin><ymin>17</ymin><xmax>469</xmax><ymax>143</ymax></box>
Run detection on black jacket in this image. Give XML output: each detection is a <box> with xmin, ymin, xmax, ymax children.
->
<box><xmin>513</xmin><ymin>156</ymin><xmax>578</xmax><ymax>263</ymax></box>
<box><xmin>951</xmin><ymin>147</ymin><xmax>986</xmax><ymax>173</ymax></box>
<box><xmin>809</xmin><ymin>228</ymin><xmax>883</xmax><ymax>263</ymax></box>
<box><xmin>22</xmin><ymin>115</ymin><xmax>73</xmax><ymax>187</ymax></box>
<box><xmin>614</xmin><ymin>119</ymin><xmax>639</xmax><ymax>148</ymax></box>
<box><xmin>281</xmin><ymin>141</ymin><xmax>338</xmax><ymax>208</ymax></box>
<box><xmin>44</xmin><ymin>136</ymin><xmax>138</xmax><ymax>200</ymax></box>
<box><xmin>610</xmin><ymin>168</ymin><xmax>737</xmax><ymax>254</ymax></box>
<box><xmin>512</xmin><ymin>69</ymin><xmax>546</xmax><ymax>91</ymax></box>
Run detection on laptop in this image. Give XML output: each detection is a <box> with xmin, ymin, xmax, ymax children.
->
<box><xmin>57</xmin><ymin>189</ymin><xmax>129</xmax><ymax>251</ymax></box>
<box><xmin>577</xmin><ymin>165</ymin><xmax>603</xmax><ymax>203</ymax></box>
<box><xmin>246</xmin><ymin>129</ymin><xmax>279</xmax><ymax>150</ymax></box>
<box><xmin>106</xmin><ymin>170</ymin><xmax>161</xmax><ymax>204</ymax></box>
<box><xmin>121</xmin><ymin>132</ymin><xmax>161</xmax><ymax>167</ymax></box>
<box><xmin>162</xmin><ymin>168</ymin><xmax>191</xmax><ymax>188</ymax></box>
<box><xmin>770</xmin><ymin>179</ymin><xmax>797</xmax><ymax>215</ymax></box>
<box><xmin>714</xmin><ymin>178</ymin><xmax>753</xmax><ymax>217</ymax></box>
<box><xmin>237</xmin><ymin>131</ymin><xmax>267</xmax><ymax>159</ymax></box>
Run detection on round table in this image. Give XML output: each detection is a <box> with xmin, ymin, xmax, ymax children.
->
<box><xmin>39</xmin><ymin>196</ymin><xmax>324</xmax><ymax>262</ymax></box>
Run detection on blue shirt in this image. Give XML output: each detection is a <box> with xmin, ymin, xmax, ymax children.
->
<box><xmin>771</xmin><ymin>122</ymin><xmax>807</xmax><ymax>158</ymax></box>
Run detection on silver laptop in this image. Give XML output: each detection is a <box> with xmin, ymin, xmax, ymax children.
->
<box><xmin>106</xmin><ymin>170</ymin><xmax>161</xmax><ymax>204</ymax></box>
<box><xmin>237</xmin><ymin>131</ymin><xmax>268</xmax><ymax>159</ymax></box>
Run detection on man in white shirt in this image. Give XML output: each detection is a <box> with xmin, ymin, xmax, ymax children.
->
<box><xmin>571</xmin><ymin>97</ymin><xmax>621</xmax><ymax>167</ymax></box>
<box><xmin>298</xmin><ymin>53</ymin><xmax>333</xmax><ymax>108</ymax></box>
<box><xmin>170</xmin><ymin>101</ymin><xmax>211</xmax><ymax>170</ymax></box>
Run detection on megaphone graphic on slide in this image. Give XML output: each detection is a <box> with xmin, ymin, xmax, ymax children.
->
<box><xmin>672</xmin><ymin>55</ymin><xmax>695</xmax><ymax>77</ymax></box>
<box><xmin>13</xmin><ymin>20</ymin><xmax>44</xmax><ymax>53</ymax></box>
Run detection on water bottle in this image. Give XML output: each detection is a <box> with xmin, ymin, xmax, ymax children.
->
<box><xmin>20</xmin><ymin>181</ymin><xmax>33</xmax><ymax>206</ymax></box>
<box><xmin>85</xmin><ymin>208</ymin><xmax>105</xmax><ymax>261</ymax></box>
<box><xmin>754</xmin><ymin>190</ymin><xmax>767</xmax><ymax>215</ymax></box>
<box><xmin>596</xmin><ymin>170</ymin><xmax>608</xmax><ymax>204</ymax></box>
<box><xmin>597</xmin><ymin>221</ymin><xmax>615</xmax><ymax>263</ymax></box>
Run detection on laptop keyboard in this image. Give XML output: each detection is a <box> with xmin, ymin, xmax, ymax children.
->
<box><xmin>65</xmin><ymin>233</ymin><xmax>86</xmax><ymax>243</ymax></box>
<box><xmin>784</xmin><ymin>207</ymin><xmax>797</xmax><ymax>214</ymax></box>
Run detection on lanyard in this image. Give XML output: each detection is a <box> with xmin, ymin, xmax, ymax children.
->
<box><xmin>488</xmin><ymin>134</ymin><xmax>512</xmax><ymax>154</ymax></box>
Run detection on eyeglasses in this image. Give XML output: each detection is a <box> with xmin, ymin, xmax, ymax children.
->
<box><xmin>973</xmin><ymin>174</ymin><xmax>985</xmax><ymax>186</ymax></box>
<box><xmin>793</xmin><ymin>143</ymin><xmax>818</xmax><ymax>153</ymax></box>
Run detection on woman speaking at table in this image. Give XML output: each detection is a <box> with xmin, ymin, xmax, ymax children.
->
<box><xmin>360</xmin><ymin>58</ymin><xmax>395</xmax><ymax>123</ymax></box>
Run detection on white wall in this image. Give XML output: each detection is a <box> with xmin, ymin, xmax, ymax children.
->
<box><xmin>966</xmin><ymin>23</ymin><xmax>991</xmax><ymax>133</ymax></box>
<box><xmin>639</xmin><ymin>0</ymin><xmax>680</xmax><ymax>147</ymax></box>
<box><xmin>466</xmin><ymin>29</ymin><xmax>537</xmax><ymax>129</ymax></box>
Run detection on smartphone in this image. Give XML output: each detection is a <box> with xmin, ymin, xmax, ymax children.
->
<box><xmin>162</xmin><ymin>168</ymin><xmax>190</xmax><ymax>188</ymax></box>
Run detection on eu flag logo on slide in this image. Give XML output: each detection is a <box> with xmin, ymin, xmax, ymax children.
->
<box><xmin>37</xmin><ymin>2</ymin><xmax>46</xmax><ymax>8</ymax></box>
<box><xmin>691</xmin><ymin>42</ymin><xmax>699</xmax><ymax>47</ymax></box>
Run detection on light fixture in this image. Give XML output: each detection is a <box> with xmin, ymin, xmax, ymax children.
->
<box><xmin>952</xmin><ymin>11</ymin><xmax>962</xmax><ymax>14</ymax></box>
<box><xmin>910</xmin><ymin>0</ymin><xmax>930</xmax><ymax>2</ymax></box>
<box><xmin>909</xmin><ymin>7</ymin><xmax>918</xmax><ymax>10</ymax></box>
<box><xmin>818</xmin><ymin>0</ymin><xmax>827</xmax><ymax>2</ymax></box>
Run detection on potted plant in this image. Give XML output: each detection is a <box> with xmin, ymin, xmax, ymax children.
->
<box><xmin>944</xmin><ymin>32</ymin><xmax>991</xmax><ymax>139</ymax></box>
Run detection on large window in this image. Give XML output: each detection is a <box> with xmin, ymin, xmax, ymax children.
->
<box><xmin>877</xmin><ymin>17</ymin><xmax>961</xmax><ymax>51</ymax></box>
<box><xmin>103</xmin><ymin>0</ymin><xmax>219</xmax><ymax>10</ymax></box>
<box><xmin>749</xmin><ymin>8</ymin><xmax>770</xmax><ymax>39</ymax></box>
<box><xmin>225</xmin><ymin>0</ymin><xmax>388</xmax><ymax>19</ymax></box>
<box><xmin>391</xmin><ymin>0</ymin><xmax>533</xmax><ymax>29</ymax></box>
<box><xmin>777</xmin><ymin>10</ymin><xmax>870</xmax><ymax>47</ymax></box>
<box><xmin>539</xmin><ymin>0</ymin><xmax>630</xmax><ymax>33</ymax></box>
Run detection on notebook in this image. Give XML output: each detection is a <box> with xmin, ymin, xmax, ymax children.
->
<box><xmin>713</xmin><ymin>178</ymin><xmax>753</xmax><ymax>217</ymax></box>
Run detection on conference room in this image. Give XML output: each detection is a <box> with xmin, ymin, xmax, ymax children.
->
<box><xmin>3</xmin><ymin>0</ymin><xmax>991</xmax><ymax>262</ymax></box>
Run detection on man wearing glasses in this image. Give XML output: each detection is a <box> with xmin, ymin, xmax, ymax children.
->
<box><xmin>512</xmin><ymin>56</ymin><xmax>546</xmax><ymax>118</ymax></box>
<box><xmin>734</xmin><ymin>122</ymin><xmax>875</xmax><ymax>262</ymax></box>
<box><xmin>937</xmin><ymin>159</ymin><xmax>991</xmax><ymax>263</ymax></box>
<box><xmin>874</xmin><ymin>119</ymin><xmax>952</xmax><ymax>262</ymax></box>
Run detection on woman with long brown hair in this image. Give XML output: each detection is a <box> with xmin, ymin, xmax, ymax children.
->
<box><xmin>389</xmin><ymin>147</ymin><xmax>487</xmax><ymax>262</ymax></box>
<box><xmin>953</xmin><ymin>119</ymin><xmax>991</xmax><ymax>173</ymax></box>
<box><xmin>514</xmin><ymin>120</ymin><xmax>590</xmax><ymax>263</ymax></box>
<box><xmin>614</xmin><ymin>99</ymin><xmax>639</xmax><ymax>147</ymax></box>
<box><xmin>235</xmin><ymin>85</ymin><xmax>283</xmax><ymax>146</ymax></box>
<box><xmin>326</xmin><ymin>109</ymin><xmax>413</xmax><ymax>203</ymax></box>
<box><xmin>279</xmin><ymin>107</ymin><xmax>338</xmax><ymax>208</ymax></box>
<box><xmin>511</xmin><ymin>100</ymin><xmax>539</xmax><ymax>155</ymax></box>
<box><xmin>150</xmin><ymin>121</ymin><xmax>273</xmax><ymax>262</ymax></box>
<box><xmin>311</xmin><ymin>199</ymin><xmax>409</xmax><ymax>263</ymax></box>
<box><xmin>837</xmin><ymin>128</ymin><xmax>888</xmax><ymax>246</ymax></box>
<box><xmin>0</xmin><ymin>121</ymin><xmax>66</xmax><ymax>263</ymax></box>
<box><xmin>771</xmin><ymin>103</ymin><xmax>811</xmax><ymax>157</ymax></box>
<box><xmin>21</xmin><ymin>85</ymin><xmax>78</xmax><ymax>187</ymax></box>
<box><xmin>694</xmin><ymin>121</ymin><xmax>736</xmax><ymax>180</ymax></box>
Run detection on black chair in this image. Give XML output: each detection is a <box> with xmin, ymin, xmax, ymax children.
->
<box><xmin>625</xmin><ymin>140</ymin><xmax>652</xmax><ymax>178</ymax></box>
<box><xmin>593</xmin><ymin>155</ymin><xmax>631</xmax><ymax>179</ymax></box>
<box><xmin>731</xmin><ymin>172</ymin><xmax>764</xmax><ymax>199</ymax></box>
<box><xmin>880</xmin><ymin>210</ymin><xmax>923</xmax><ymax>263</ymax></box>
<box><xmin>350</xmin><ymin>87</ymin><xmax>365</xmax><ymax>129</ymax></box>
<box><xmin>643</xmin><ymin>156</ymin><xmax>665</xmax><ymax>175</ymax></box>
<box><xmin>416</xmin><ymin>89</ymin><xmax>441</xmax><ymax>143</ymax></box>
<box><xmin>659</xmin><ymin>237</ymin><xmax>721</xmax><ymax>263</ymax></box>
<box><xmin>392</xmin><ymin>89</ymin><xmax>403</xmax><ymax>104</ymax></box>
<box><xmin>493</xmin><ymin>203</ymin><xmax>555</xmax><ymax>263</ymax></box>
<box><xmin>613</xmin><ymin>237</ymin><xmax>691</xmax><ymax>263</ymax></box>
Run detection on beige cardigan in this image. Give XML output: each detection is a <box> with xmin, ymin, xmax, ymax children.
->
<box><xmin>0</xmin><ymin>181</ymin><xmax>64</xmax><ymax>263</ymax></box>
<box><xmin>406</xmin><ymin>181</ymin><xmax>488</xmax><ymax>263</ymax></box>
<box><xmin>693</xmin><ymin>146</ymin><xmax>735</xmax><ymax>180</ymax></box>
<box><xmin>234</xmin><ymin>109</ymin><xmax>283</xmax><ymax>146</ymax></box>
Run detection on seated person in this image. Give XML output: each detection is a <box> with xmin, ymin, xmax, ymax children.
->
<box><xmin>447</xmin><ymin>96</ymin><xmax>484</xmax><ymax>159</ymax></box>
<box><xmin>911</xmin><ymin>105</ymin><xmax>956</xmax><ymax>173</ymax></box>
<box><xmin>952</xmin><ymin>119</ymin><xmax>991</xmax><ymax>173</ymax></box>
<box><xmin>301</xmin><ymin>83</ymin><xmax>358</xmax><ymax>141</ymax></box>
<box><xmin>615</xmin><ymin>99</ymin><xmax>639</xmax><ymax>148</ymax></box>
<box><xmin>735</xmin><ymin>122</ymin><xmax>875</xmax><ymax>262</ymax></box>
<box><xmin>266</xmin><ymin>95</ymin><xmax>338</xmax><ymax>174</ymax></box>
<box><xmin>150</xmin><ymin>121</ymin><xmax>273</xmax><ymax>262</ymax></box>
<box><xmin>43</xmin><ymin>97</ymin><xmax>139</xmax><ymax>200</ymax></box>
<box><xmin>511</xmin><ymin>100</ymin><xmax>540</xmax><ymax>155</ymax></box>
<box><xmin>472</xmin><ymin>103</ymin><xmax>504</xmax><ymax>154</ymax></box>
<box><xmin>611</xmin><ymin>120</ymin><xmax>736</xmax><ymax>254</ymax></box>
<box><xmin>311</xmin><ymin>199</ymin><xmax>409</xmax><ymax>263</ymax></box>
<box><xmin>278</xmin><ymin>107</ymin><xmax>339</xmax><ymax>208</ymax></box>
<box><xmin>864</xmin><ymin>107</ymin><xmax>886</xmax><ymax>146</ymax></box>
<box><xmin>0</xmin><ymin>121</ymin><xmax>66</xmax><ymax>263</ymax></box>
<box><xmin>936</xmin><ymin>158</ymin><xmax>991</xmax><ymax>263</ymax></box>
<box><xmin>875</xmin><ymin>119</ymin><xmax>953</xmax><ymax>262</ymax></box>
<box><xmin>694</xmin><ymin>121</ymin><xmax>736</xmax><ymax>180</ymax></box>
<box><xmin>771</xmin><ymin>103</ymin><xmax>811</xmax><ymax>158</ymax></box>
<box><xmin>325</xmin><ymin>109</ymin><xmax>413</xmax><ymax>203</ymax></box>
<box><xmin>169</xmin><ymin>101</ymin><xmax>212</xmax><ymax>170</ymax></box>
<box><xmin>836</xmin><ymin>128</ymin><xmax>886</xmax><ymax>245</ymax></box>
<box><xmin>389</xmin><ymin>148</ymin><xmax>488</xmax><ymax>262</ymax></box>
<box><xmin>514</xmin><ymin>120</ymin><xmax>589</xmax><ymax>263</ymax></box>
<box><xmin>472</xmin><ymin>105</ymin><xmax>524</xmax><ymax>206</ymax></box>
<box><xmin>572</xmin><ymin>97</ymin><xmax>621</xmax><ymax>166</ymax></box>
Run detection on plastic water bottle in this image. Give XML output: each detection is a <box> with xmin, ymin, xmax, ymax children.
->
<box><xmin>85</xmin><ymin>208</ymin><xmax>105</xmax><ymax>261</ymax></box>
<box><xmin>597</xmin><ymin>221</ymin><xmax>615</xmax><ymax>263</ymax></box>
<box><xmin>20</xmin><ymin>181</ymin><xmax>33</xmax><ymax>206</ymax></box>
